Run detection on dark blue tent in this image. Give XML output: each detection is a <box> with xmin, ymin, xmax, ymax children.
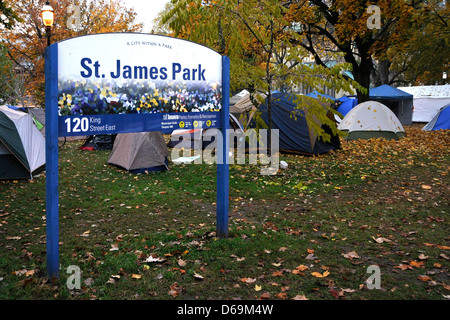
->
<box><xmin>336</xmin><ymin>96</ymin><xmax>357</xmax><ymax>118</ymax></box>
<box><xmin>259</xmin><ymin>93</ymin><xmax>340</xmax><ymax>155</ymax></box>
<box><xmin>369</xmin><ymin>85</ymin><xmax>413</xmax><ymax>125</ymax></box>
<box><xmin>422</xmin><ymin>103</ymin><xmax>450</xmax><ymax>131</ymax></box>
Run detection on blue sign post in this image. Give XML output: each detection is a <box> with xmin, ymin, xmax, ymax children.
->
<box><xmin>44</xmin><ymin>33</ymin><xmax>230</xmax><ymax>281</ymax></box>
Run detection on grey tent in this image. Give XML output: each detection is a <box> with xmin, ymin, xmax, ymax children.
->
<box><xmin>107</xmin><ymin>131</ymin><xmax>168</xmax><ymax>173</ymax></box>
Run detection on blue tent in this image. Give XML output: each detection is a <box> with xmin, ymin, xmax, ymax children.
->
<box><xmin>336</xmin><ymin>96</ymin><xmax>357</xmax><ymax>118</ymax></box>
<box><xmin>369</xmin><ymin>85</ymin><xmax>413</xmax><ymax>125</ymax></box>
<box><xmin>259</xmin><ymin>93</ymin><xmax>340</xmax><ymax>155</ymax></box>
<box><xmin>422</xmin><ymin>103</ymin><xmax>450</xmax><ymax>131</ymax></box>
<box><xmin>305</xmin><ymin>90</ymin><xmax>337</xmax><ymax>102</ymax></box>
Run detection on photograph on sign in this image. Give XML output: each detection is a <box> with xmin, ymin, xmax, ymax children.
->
<box><xmin>57</xmin><ymin>33</ymin><xmax>222</xmax><ymax>116</ymax></box>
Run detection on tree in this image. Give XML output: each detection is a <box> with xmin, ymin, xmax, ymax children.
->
<box><xmin>0</xmin><ymin>0</ymin><xmax>21</xmax><ymax>29</ymax></box>
<box><xmin>389</xmin><ymin>0</ymin><xmax>449</xmax><ymax>85</ymax></box>
<box><xmin>160</xmin><ymin>0</ymin><xmax>358</xmax><ymax>144</ymax></box>
<box><xmin>0</xmin><ymin>0</ymin><xmax>142</xmax><ymax>107</ymax></box>
<box><xmin>288</xmin><ymin>0</ymin><xmax>421</xmax><ymax>102</ymax></box>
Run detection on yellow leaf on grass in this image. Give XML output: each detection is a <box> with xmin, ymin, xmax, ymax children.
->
<box><xmin>311</xmin><ymin>270</ymin><xmax>330</xmax><ymax>278</ymax></box>
<box><xmin>255</xmin><ymin>284</ymin><xmax>262</xmax><ymax>291</ymax></box>
<box><xmin>421</xmin><ymin>185</ymin><xmax>432</xmax><ymax>190</ymax></box>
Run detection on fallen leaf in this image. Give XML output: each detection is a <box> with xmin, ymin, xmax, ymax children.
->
<box><xmin>421</xmin><ymin>185</ymin><xmax>432</xmax><ymax>190</ymax></box>
<box><xmin>410</xmin><ymin>261</ymin><xmax>425</xmax><ymax>268</ymax></box>
<box><xmin>177</xmin><ymin>259</ymin><xmax>187</xmax><ymax>267</ymax></box>
<box><xmin>255</xmin><ymin>284</ymin><xmax>262</xmax><ymax>291</ymax></box>
<box><xmin>342</xmin><ymin>251</ymin><xmax>360</xmax><ymax>259</ymax></box>
<box><xmin>241</xmin><ymin>277</ymin><xmax>256</xmax><ymax>284</ymax></box>
<box><xmin>193</xmin><ymin>273</ymin><xmax>204</xmax><ymax>280</ymax></box>
<box><xmin>272</xmin><ymin>271</ymin><xmax>284</xmax><ymax>277</ymax></box>
<box><xmin>259</xmin><ymin>292</ymin><xmax>271</xmax><ymax>299</ymax></box>
<box><xmin>145</xmin><ymin>255</ymin><xmax>165</xmax><ymax>263</ymax></box>
<box><xmin>417</xmin><ymin>275</ymin><xmax>432</xmax><ymax>282</ymax></box>
<box><xmin>168</xmin><ymin>282</ymin><xmax>183</xmax><ymax>298</ymax></box>
<box><xmin>395</xmin><ymin>264</ymin><xmax>413</xmax><ymax>270</ymax></box>
<box><xmin>275</xmin><ymin>292</ymin><xmax>288</xmax><ymax>300</ymax></box>
<box><xmin>292</xmin><ymin>295</ymin><xmax>309</xmax><ymax>300</ymax></box>
<box><xmin>311</xmin><ymin>270</ymin><xmax>330</xmax><ymax>278</ymax></box>
<box><xmin>372</xmin><ymin>236</ymin><xmax>391</xmax><ymax>243</ymax></box>
<box><xmin>131</xmin><ymin>274</ymin><xmax>141</xmax><ymax>279</ymax></box>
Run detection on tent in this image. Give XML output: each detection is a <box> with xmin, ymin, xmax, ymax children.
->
<box><xmin>336</xmin><ymin>96</ymin><xmax>357</xmax><ymax>119</ymax></box>
<box><xmin>369</xmin><ymin>85</ymin><xmax>413</xmax><ymax>125</ymax></box>
<box><xmin>107</xmin><ymin>131</ymin><xmax>168</xmax><ymax>173</ymax></box>
<box><xmin>230</xmin><ymin>91</ymin><xmax>264</xmax><ymax>129</ymax></box>
<box><xmin>259</xmin><ymin>93</ymin><xmax>341</xmax><ymax>155</ymax></box>
<box><xmin>305</xmin><ymin>90</ymin><xmax>337</xmax><ymax>102</ymax></box>
<box><xmin>398</xmin><ymin>85</ymin><xmax>450</xmax><ymax>122</ymax></box>
<box><xmin>422</xmin><ymin>103</ymin><xmax>450</xmax><ymax>131</ymax></box>
<box><xmin>0</xmin><ymin>105</ymin><xmax>45</xmax><ymax>179</ymax></box>
<box><xmin>338</xmin><ymin>101</ymin><xmax>405</xmax><ymax>140</ymax></box>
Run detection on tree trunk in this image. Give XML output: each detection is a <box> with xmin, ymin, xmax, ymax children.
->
<box><xmin>353</xmin><ymin>56</ymin><xmax>373</xmax><ymax>103</ymax></box>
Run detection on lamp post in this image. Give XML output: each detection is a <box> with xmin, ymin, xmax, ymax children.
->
<box><xmin>41</xmin><ymin>1</ymin><xmax>54</xmax><ymax>47</ymax></box>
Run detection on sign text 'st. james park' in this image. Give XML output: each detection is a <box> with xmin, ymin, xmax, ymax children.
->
<box><xmin>44</xmin><ymin>33</ymin><xmax>230</xmax><ymax>281</ymax></box>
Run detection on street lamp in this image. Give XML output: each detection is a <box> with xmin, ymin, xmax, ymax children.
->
<box><xmin>41</xmin><ymin>1</ymin><xmax>54</xmax><ymax>47</ymax></box>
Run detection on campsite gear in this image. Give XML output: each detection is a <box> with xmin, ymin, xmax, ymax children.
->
<box><xmin>80</xmin><ymin>135</ymin><xmax>116</xmax><ymax>151</ymax></box>
<box><xmin>107</xmin><ymin>131</ymin><xmax>168</xmax><ymax>173</ymax></box>
<box><xmin>0</xmin><ymin>105</ymin><xmax>45</xmax><ymax>179</ymax></box>
<box><xmin>369</xmin><ymin>85</ymin><xmax>413</xmax><ymax>125</ymax></box>
<box><xmin>422</xmin><ymin>103</ymin><xmax>450</xmax><ymax>131</ymax></box>
<box><xmin>338</xmin><ymin>101</ymin><xmax>405</xmax><ymax>140</ymax></box>
<box><xmin>230</xmin><ymin>91</ymin><xmax>261</xmax><ymax>129</ymax></box>
<box><xmin>259</xmin><ymin>93</ymin><xmax>341</xmax><ymax>155</ymax></box>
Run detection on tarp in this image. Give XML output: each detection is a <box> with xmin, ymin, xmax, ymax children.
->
<box><xmin>0</xmin><ymin>105</ymin><xmax>45</xmax><ymax>179</ymax></box>
<box><xmin>338</xmin><ymin>101</ymin><xmax>405</xmax><ymax>140</ymax></box>
<box><xmin>107</xmin><ymin>131</ymin><xmax>168</xmax><ymax>173</ymax></box>
<box><xmin>305</xmin><ymin>90</ymin><xmax>337</xmax><ymax>102</ymax></box>
<box><xmin>398</xmin><ymin>85</ymin><xmax>450</xmax><ymax>122</ymax></box>
<box><xmin>422</xmin><ymin>103</ymin><xmax>450</xmax><ymax>131</ymax></box>
<box><xmin>259</xmin><ymin>93</ymin><xmax>340</xmax><ymax>155</ymax></box>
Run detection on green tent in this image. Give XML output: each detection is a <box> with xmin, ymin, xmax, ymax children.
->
<box><xmin>0</xmin><ymin>105</ymin><xmax>45</xmax><ymax>179</ymax></box>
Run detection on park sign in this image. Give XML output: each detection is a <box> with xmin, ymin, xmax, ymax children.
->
<box><xmin>45</xmin><ymin>33</ymin><xmax>230</xmax><ymax>281</ymax></box>
<box><xmin>56</xmin><ymin>33</ymin><xmax>223</xmax><ymax>135</ymax></box>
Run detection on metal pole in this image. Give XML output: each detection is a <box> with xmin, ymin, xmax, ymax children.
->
<box><xmin>216</xmin><ymin>56</ymin><xmax>230</xmax><ymax>238</ymax></box>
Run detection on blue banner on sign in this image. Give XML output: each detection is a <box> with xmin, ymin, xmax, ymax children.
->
<box><xmin>58</xmin><ymin>112</ymin><xmax>221</xmax><ymax>136</ymax></box>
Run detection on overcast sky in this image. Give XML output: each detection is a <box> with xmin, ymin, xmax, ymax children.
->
<box><xmin>121</xmin><ymin>0</ymin><xmax>170</xmax><ymax>32</ymax></box>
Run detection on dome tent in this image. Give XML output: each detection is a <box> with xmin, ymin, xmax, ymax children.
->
<box><xmin>259</xmin><ymin>93</ymin><xmax>341</xmax><ymax>155</ymax></box>
<box><xmin>338</xmin><ymin>101</ymin><xmax>405</xmax><ymax>140</ymax></box>
<box><xmin>107</xmin><ymin>131</ymin><xmax>168</xmax><ymax>173</ymax></box>
<box><xmin>422</xmin><ymin>103</ymin><xmax>450</xmax><ymax>131</ymax></box>
<box><xmin>0</xmin><ymin>105</ymin><xmax>45</xmax><ymax>179</ymax></box>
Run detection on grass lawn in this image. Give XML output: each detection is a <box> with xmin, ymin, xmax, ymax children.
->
<box><xmin>0</xmin><ymin>125</ymin><xmax>448</xmax><ymax>300</ymax></box>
